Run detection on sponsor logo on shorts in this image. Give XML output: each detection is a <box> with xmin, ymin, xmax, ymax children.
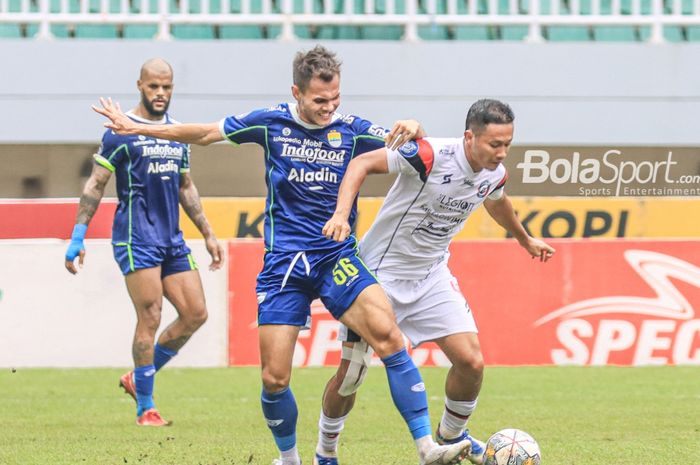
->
<box><xmin>266</xmin><ymin>419</ymin><xmax>284</xmax><ymax>427</ymax></box>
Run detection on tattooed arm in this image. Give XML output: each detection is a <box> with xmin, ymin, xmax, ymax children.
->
<box><xmin>179</xmin><ymin>172</ymin><xmax>224</xmax><ymax>271</ymax></box>
<box><xmin>65</xmin><ymin>164</ymin><xmax>112</xmax><ymax>274</ymax></box>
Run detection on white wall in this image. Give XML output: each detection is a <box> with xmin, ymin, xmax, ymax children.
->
<box><xmin>0</xmin><ymin>240</ymin><xmax>228</xmax><ymax>367</ymax></box>
<box><xmin>1</xmin><ymin>40</ymin><xmax>699</xmax><ymax>145</ymax></box>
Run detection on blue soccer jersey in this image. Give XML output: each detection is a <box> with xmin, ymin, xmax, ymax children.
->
<box><xmin>94</xmin><ymin>111</ymin><xmax>190</xmax><ymax>247</ymax></box>
<box><xmin>219</xmin><ymin>103</ymin><xmax>388</xmax><ymax>252</ymax></box>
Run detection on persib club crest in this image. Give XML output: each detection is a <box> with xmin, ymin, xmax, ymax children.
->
<box><xmin>327</xmin><ymin>130</ymin><xmax>342</xmax><ymax>148</ymax></box>
<box><xmin>477</xmin><ymin>180</ymin><xmax>491</xmax><ymax>198</ymax></box>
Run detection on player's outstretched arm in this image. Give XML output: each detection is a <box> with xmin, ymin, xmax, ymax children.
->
<box><xmin>92</xmin><ymin>97</ymin><xmax>224</xmax><ymax>146</ymax></box>
<box><xmin>384</xmin><ymin>119</ymin><xmax>426</xmax><ymax>150</ymax></box>
<box><xmin>322</xmin><ymin>148</ymin><xmax>390</xmax><ymax>242</ymax></box>
<box><xmin>484</xmin><ymin>193</ymin><xmax>555</xmax><ymax>262</ymax></box>
<box><xmin>179</xmin><ymin>172</ymin><xmax>224</xmax><ymax>271</ymax></box>
<box><xmin>65</xmin><ymin>164</ymin><xmax>112</xmax><ymax>274</ymax></box>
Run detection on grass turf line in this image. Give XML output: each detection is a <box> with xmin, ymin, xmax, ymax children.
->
<box><xmin>0</xmin><ymin>366</ymin><xmax>698</xmax><ymax>464</ymax></box>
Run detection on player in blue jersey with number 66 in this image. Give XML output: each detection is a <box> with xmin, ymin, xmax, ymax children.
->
<box><xmin>93</xmin><ymin>46</ymin><xmax>471</xmax><ymax>465</ymax></box>
<box><xmin>65</xmin><ymin>58</ymin><xmax>223</xmax><ymax>427</ymax></box>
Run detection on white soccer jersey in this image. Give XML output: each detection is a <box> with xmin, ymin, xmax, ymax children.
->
<box><xmin>360</xmin><ymin>137</ymin><xmax>507</xmax><ymax>280</ymax></box>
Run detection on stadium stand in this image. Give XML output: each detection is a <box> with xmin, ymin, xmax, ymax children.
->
<box><xmin>0</xmin><ymin>0</ymin><xmax>699</xmax><ymax>41</ymax></box>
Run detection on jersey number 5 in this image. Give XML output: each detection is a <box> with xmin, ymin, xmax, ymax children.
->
<box><xmin>333</xmin><ymin>258</ymin><xmax>359</xmax><ymax>285</ymax></box>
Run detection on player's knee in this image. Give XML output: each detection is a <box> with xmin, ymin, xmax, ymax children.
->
<box><xmin>337</xmin><ymin>341</ymin><xmax>373</xmax><ymax>396</ymax></box>
<box><xmin>184</xmin><ymin>305</ymin><xmax>208</xmax><ymax>330</ymax></box>
<box><xmin>136</xmin><ymin>301</ymin><xmax>162</xmax><ymax>331</ymax></box>
<box><xmin>261</xmin><ymin>367</ymin><xmax>291</xmax><ymax>392</ymax></box>
<box><xmin>367</xmin><ymin>323</ymin><xmax>404</xmax><ymax>357</ymax></box>
<box><xmin>454</xmin><ymin>350</ymin><xmax>484</xmax><ymax>377</ymax></box>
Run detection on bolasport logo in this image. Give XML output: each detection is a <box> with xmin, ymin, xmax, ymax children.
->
<box><xmin>516</xmin><ymin>150</ymin><xmax>700</xmax><ymax>196</ymax></box>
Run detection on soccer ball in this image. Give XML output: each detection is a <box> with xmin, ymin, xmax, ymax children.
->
<box><xmin>483</xmin><ymin>428</ymin><xmax>541</xmax><ymax>465</ymax></box>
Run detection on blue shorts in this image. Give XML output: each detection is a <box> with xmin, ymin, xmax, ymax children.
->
<box><xmin>256</xmin><ymin>241</ymin><xmax>378</xmax><ymax>327</ymax></box>
<box><xmin>112</xmin><ymin>243</ymin><xmax>197</xmax><ymax>277</ymax></box>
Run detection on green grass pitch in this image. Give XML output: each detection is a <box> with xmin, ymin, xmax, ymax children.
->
<box><xmin>1</xmin><ymin>366</ymin><xmax>698</xmax><ymax>464</ymax></box>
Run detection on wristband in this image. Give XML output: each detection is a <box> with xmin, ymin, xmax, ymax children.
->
<box><xmin>71</xmin><ymin>223</ymin><xmax>88</xmax><ymax>241</ymax></box>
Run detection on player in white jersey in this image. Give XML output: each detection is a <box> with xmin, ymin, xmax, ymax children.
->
<box><xmin>315</xmin><ymin>99</ymin><xmax>555</xmax><ymax>465</ymax></box>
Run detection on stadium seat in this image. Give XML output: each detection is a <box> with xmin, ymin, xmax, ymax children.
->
<box><xmin>219</xmin><ymin>25</ymin><xmax>265</xmax><ymax>39</ymax></box>
<box><xmin>87</xmin><ymin>0</ymin><xmax>123</xmax><ymax>13</ymax></box>
<box><xmin>417</xmin><ymin>0</ymin><xmax>451</xmax><ymax>40</ymax></box>
<box><xmin>593</xmin><ymin>26</ymin><xmax>637</xmax><ymax>41</ymax></box>
<box><xmin>218</xmin><ymin>0</ymin><xmax>268</xmax><ymax>38</ymax></box>
<box><xmin>6</xmin><ymin>0</ymin><xmax>23</xmax><ymax>11</ymax></box>
<box><xmin>75</xmin><ymin>24</ymin><xmax>120</xmax><ymax>38</ymax></box>
<box><xmin>123</xmin><ymin>24</ymin><xmax>159</xmax><ymax>38</ymax></box>
<box><xmin>545</xmin><ymin>0</ymin><xmax>591</xmax><ymax>41</ymax></box>
<box><xmin>687</xmin><ymin>26</ymin><xmax>700</xmax><ymax>40</ymax></box>
<box><xmin>128</xmin><ymin>0</ymin><xmax>159</xmax><ymax>14</ymax></box>
<box><xmin>171</xmin><ymin>24</ymin><xmax>216</xmax><ymax>38</ymax></box>
<box><xmin>360</xmin><ymin>25</ymin><xmax>402</xmax><ymax>39</ymax></box>
<box><xmin>494</xmin><ymin>0</ymin><xmax>528</xmax><ymax>39</ymax></box>
<box><xmin>419</xmin><ymin>24</ymin><xmax>452</xmax><ymax>40</ymax></box>
<box><xmin>0</xmin><ymin>24</ymin><xmax>22</xmax><ymax>38</ymax></box>
<box><xmin>499</xmin><ymin>26</ymin><xmax>528</xmax><ymax>40</ymax></box>
<box><xmin>453</xmin><ymin>25</ymin><xmax>492</xmax><ymax>40</ymax></box>
<box><xmin>663</xmin><ymin>26</ymin><xmax>685</xmax><ymax>42</ymax></box>
<box><xmin>292</xmin><ymin>0</ymin><xmax>357</xmax><ymax>40</ymax></box>
<box><xmin>547</xmin><ymin>26</ymin><xmax>591</xmax><ymax>40</ymax></box>
<box><xmin>638</xmin><ymin>25</ymin><xmax>686</xmax><ymax>42</ymax></box>
<box><xmin>360</xmin><ymin>0</ymin><xmax>405</xmax><ymax>39</ymax></box>
<box><xmin>25</xmin><ymin>23</ymin><xmax>75</xmax><ymax>38</ymax></box>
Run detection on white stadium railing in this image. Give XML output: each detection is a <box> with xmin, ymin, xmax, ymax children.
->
<box><xmin>1</xmin><ymin>0</ymin><xmax>700</xmax><ymax>41</ymax></box>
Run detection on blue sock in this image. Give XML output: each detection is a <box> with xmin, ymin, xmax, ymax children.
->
<box><xmin>153</xmin><ymin>344</ymin><xmax>178</xmax><ymax>371</ymax></box>
<box><xmin>382</xmin><ymin>349</ymin><xmax>432</xmax><ymax>440</ymax></box>
<box><xmin>261</xmin><ymin>387</ymin><xmax>298</xmax><ymax>452</ymax></box>
<box><xmin>134</xmin><ymin>365</ymin><xmax>156</xmax><ymax>416</ymax></box>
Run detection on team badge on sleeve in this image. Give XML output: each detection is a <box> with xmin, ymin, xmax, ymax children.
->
<box><xmin>399</xmin><ymin>140</ymin><xmax>419</xmax><ymax>157</ymax></box>
<box><xmin>477</xmin><ymin>180</ymin><xmax>491</xmax><ymax>198</ymax></box>
<box><xmin>327</xmin><ymin>130</ymin><xmax>342</xmax><ymax>148</ymax></box>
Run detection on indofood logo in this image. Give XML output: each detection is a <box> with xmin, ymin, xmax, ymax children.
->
<box><xmin>536</xmin><ymin>250</ymin><xmax>700</xmax><ymax>365</ymax></box>
<box><xmin>142</xmin><ymin>145</ymin><xmax>183</xmax><ymax>158</ymax></box>
<box><xmin>515</xmin><ymin>149</ymin><xmax>700</xmax><ymax>196</ymax></box>
<box><xmin>280</xmin><ymin>141</ymin><xmax>346</xmax><ymax>165</ymax></box>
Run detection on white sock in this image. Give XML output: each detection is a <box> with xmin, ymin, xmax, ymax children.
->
<box><xmin>280</xmin><ymin>446</ymin><xmax>300</xmax><ymax>464</ymax></box>
<box><xmin>415</xmin><ymin>435</ymin><xmax>436</xmax><ymax>459</ymax></box>
<box><xmin>316</xmin><ymin>412</ymin><xmax>347</xmax><ymax>456</ymax></box>
<box><xmin>440</xmin><ymin>397</ymin><xmax>477</xmax><ymax>439</ymax></box>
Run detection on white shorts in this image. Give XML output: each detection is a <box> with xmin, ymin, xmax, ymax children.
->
<box><xmin>340</xmin><ymin>265</ymin><xmax>477</xmax><ymax>348</ymax></box>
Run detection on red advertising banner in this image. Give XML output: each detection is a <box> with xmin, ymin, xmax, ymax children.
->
<box><xmin>228</xmin><ymin>240</ymin><xmax>700</xmax><ymax>366</ymax></box>
<box><xmin>0</xmin><ymin>199</ymin><xmax>115</xmax><ymax>239</ymax></box>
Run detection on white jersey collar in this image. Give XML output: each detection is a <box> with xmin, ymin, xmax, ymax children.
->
<box><xmin>126</xmin><ymin>110</ymin><xmax>168</xmax><ymax>125</ymax></box>
<box><xmin>457</xmin><ymin>138</ymin><xmax>479</xmax><ymax>177</ymax></box>
<box><xmin>287</xmin><ymin>102</ymin><xmax>341</xmax><ymax>130</ymax></box>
